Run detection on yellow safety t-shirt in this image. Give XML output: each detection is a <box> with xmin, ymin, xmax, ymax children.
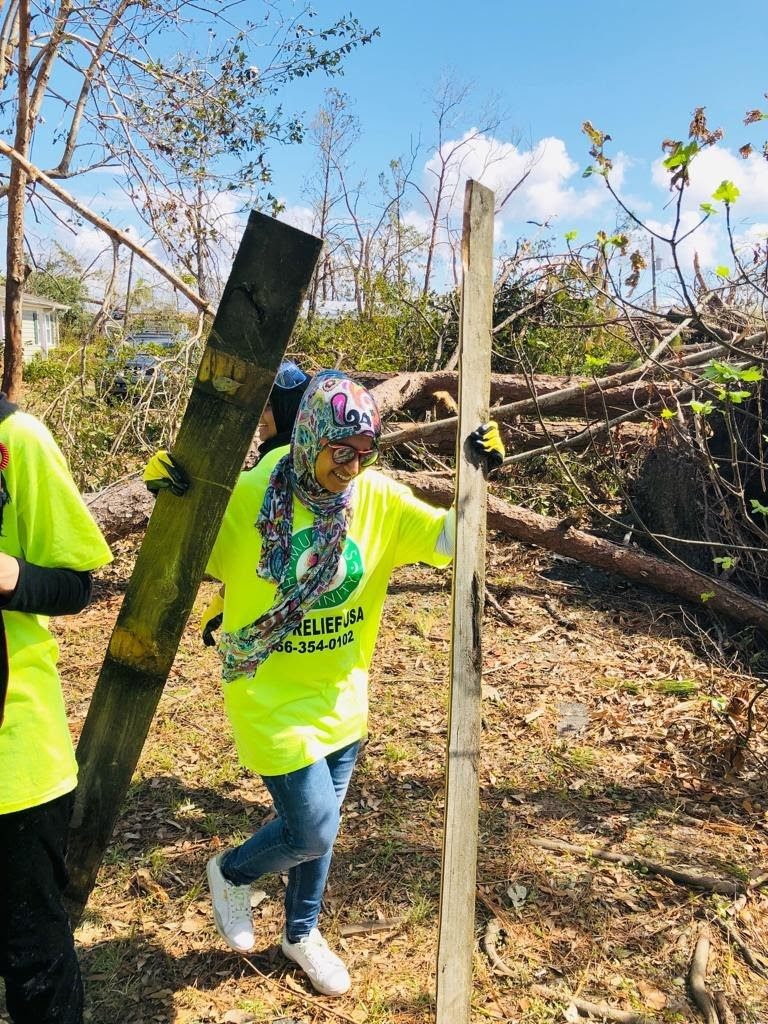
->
<box><xmin>0</xmin><ymin>412</ymin><xmax>113</xmax><ymax>815</ymax></box>
<box><xmin>207</xmin><ymin>447</ymin><xmax>451</xmax><ymax>776</ymax></box>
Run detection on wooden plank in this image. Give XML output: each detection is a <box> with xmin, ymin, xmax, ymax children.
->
<box><xmin>435</xmin><ymin>180</ymin><xmax>495</xmax><ymax>1023</ymax></box>
<box><xmin>66</xmin><ymin>211</ymin><xmax>321</xmax><ymax>918</ymax></box>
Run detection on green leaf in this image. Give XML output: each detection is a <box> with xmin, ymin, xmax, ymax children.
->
<box><xmin>564</xmin><ymin>230</ymin><xmax>578</xmax><ymax>242</ymax></box>
<box><xmin>582</xmin><ymin>166</ymin><xmax>594</xmax><ymax>178</ymax></box>
<box><xmin>712</xmin><ymin>180</ymin><xmax>741</xmax><ymax>203</ymax></box>
<box><xmin>660</xmin><ymin>408</ymin><xmax>676</xmax><ymax>419</ymax></box>
<box><xmin>699</xmin><ymin>202</ymin><xmax>717</xmax><ymax>216</ymax></box>
<box><xmin>700</xmin><ymin>591</ymin><xmax>716</xmax><ymax>603</ymax></box>
<box><xmin>713</xmin><ymin>556</ymin><xmax>734</xmax><ymax>570</ymax></box>
<box><xmin>689</xmin><ymin>399</ymin><xmax>714</xmax><ymax>416</ymax></box>
<box><xmin>584</xmin><ymin>353</ymin><xmax>609</xmax><ymax>370</ymax></box>
<box><xmin>663</xmin><ymin>141</ymin><xmax>699</xmax><ymax>170</ymax></box>
<box><xmin>704</xmin><ymin>360</ymin><xmax>760</xmax><ymax>384</ymax></box>
<box><xmin>739</xmin><ymin>366</ymin><xmax>763</xmax><ymax>382</ymax></box>
<box><xmin>750</xmin><ymin>498</ymin><xmax>768</xmax><ymax>516</ymax></box>
<box><xmin>724</xmin><ymin>390</ymin><xmax>751</xmax><ymax>404</ymax></box>
<box><xmin>715</xmin><ymin>265</ymin><xmax>731</xmax><ymax>278</ymax></box>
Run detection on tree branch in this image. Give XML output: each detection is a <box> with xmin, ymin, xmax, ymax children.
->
<box><xmin>0</xmin><ymin>139</ymin><xmax>212</xmax><ymax>312</ymax></box>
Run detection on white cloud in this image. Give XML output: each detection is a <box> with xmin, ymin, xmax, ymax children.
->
<box><xmin>643</xmin><ymin>211</ymin><xmax>722</xmax><ymax>272</ymax></box>
<box><xmin>639</xmin><ymin>146</ymin><xmax>768</xmax><ymax>274</ymax></box>
<box><xmin>279</xmin><ymin>203</ymin><xmax>316</xmax><ymax>235</ymax></box>
<box><xmin>421</xmin><ymin>130</ymin><xmax>617</xmax><ymax>230</ymax></box>
<box><xmin>734</xmin><ymin>221</ymin><xmax>768</xmax><ymax>250</ymax></box>
<box><xmin>651</xmin><ymin>145</ymin><xmax>768</xmax><ymax>214</ymax></box>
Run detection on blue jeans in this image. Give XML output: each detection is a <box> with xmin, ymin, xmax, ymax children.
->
<box><xmin>221</xmin><ymin>741</ymin><xmax>360</xmax><ymax>941</ymax></box>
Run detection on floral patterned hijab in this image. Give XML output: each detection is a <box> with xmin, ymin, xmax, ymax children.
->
<box><xmin>219</xmin><ymin>371</ymin><xmax>381</xmax><ymax>680</ymax></box>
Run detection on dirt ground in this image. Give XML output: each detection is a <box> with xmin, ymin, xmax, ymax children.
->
<box><xmin>7</xmin><ymin>535</ymin><xmax>768</xmax><ymax>1024</ymax></box>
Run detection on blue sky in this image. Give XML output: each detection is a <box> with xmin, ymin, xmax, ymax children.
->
<box><xmin>262</xmin><ymin>0</ymin><xmax>768</xmax><ymax>278</ymax></box>
<box><xmin>19</xmin><ymin>0</ymin><xmax>768</xmax><ymax>294</ymax></box>
<box><xmin>272</xmin><ymin>0</ymin><xmax>766</xmax><ymax>194</ymax></box>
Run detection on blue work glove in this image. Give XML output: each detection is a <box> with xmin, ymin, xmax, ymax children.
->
<box><xmin>468</xmin><ymin>421</ymin><xmax>505</xmax><ymax>472</ymax></box>
<box><xmin>142</xmin><ymin>450</ymin><xmax>190</xmax><ymax>496</ymax></box>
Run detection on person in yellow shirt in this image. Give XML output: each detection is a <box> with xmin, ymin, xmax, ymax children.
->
<box><xmin>200</xmin><ymin>359</ymin><xmax>312</xmax><ymax>648</ymax></box>
<box><xmin>145</xmin><ymin>370</ymin><xmax>504</xmax><ymax>997</ymax></box>
<box><xmin>0</xmin><ymin>396</ymin><xmax>112</xmax><ymax>1024</ymax></box>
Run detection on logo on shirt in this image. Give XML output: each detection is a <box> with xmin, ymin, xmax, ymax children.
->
<box><xmin>283</xmin><ymin>528</ymin><xmax>364</xmax><ymax>609</ymax></box>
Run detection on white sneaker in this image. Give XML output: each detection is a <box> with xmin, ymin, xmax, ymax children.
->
<box><xmin>281</xmin><ymin>928</ymin><xmax>351</xmax><ymax>996</ymax></box>
<box><xmin>206</xmin><ymin>853</ymin><xmax>254</xmax><ymax>953</ymax></box>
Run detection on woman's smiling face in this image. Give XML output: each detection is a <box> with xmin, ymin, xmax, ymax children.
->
<box><xmin>314</xmin><ymin>435</ymin><xmax>375</xmax><ymax>493</ymax></box>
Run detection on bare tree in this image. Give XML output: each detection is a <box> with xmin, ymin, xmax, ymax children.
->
<box><xmin>412</xmin><ymin>73</ymin><xmax>507</xmax><ymax>296</ymax></box>
<box><xmin>0</xmin><ymin>1</ymin><xmax>378</xmax><ymax>394</ymax></box>
<box><xmin>302</xmin><ymin>89</ymin><xmax>359</xmax><ymax>319</ymax></box>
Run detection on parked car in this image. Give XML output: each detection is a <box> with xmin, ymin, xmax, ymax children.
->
<box><xmin>102</xmin><ymin>330</ymin><xmax>179</xmax><ymax>402</ymax></box>
<box><xmin>123</xmin><ymin>330</ymin><xmax>176</xmax><ymax>350</ymax></box>
<box><xmin>109</xmin><ymin>351</ymin><xmax>166</xmax><ymax>400</ymax></box>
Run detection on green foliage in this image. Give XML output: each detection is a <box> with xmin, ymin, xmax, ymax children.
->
<box><xmin>133</xmin><ymin>14</ymin><xmax>379</xmax><ymax>198</ymax></box>
<box><xmin>23</xmin><ymin>337</ymin><xmax>194</xmax><ymax>491</ymax></box>
<box><xmin>712</xmin><ymin>179</ymin><xmax>741</xmax><ymax>204</ymax></box>
<box><xmin>704</xmin><ymin>361</ymin><xmax>763</xmax><ymax>385</ymax></box>
<box><xmin>596</xmin><ymin>230</ymin><xmax>629</xmax><ymax>252</ymax></box>
<box><xmin>700</xmin><ymin>360</ymin><xmax>762</xmax><ymax>405</ymax></box>
<box><xmin>713</xmin><ymin>555</ymin><xmax>735</xmax><ymax>570</ymax></box>
<box><xmin>662</xmin><ymin>140</ymin><xmax>700</xmax><ymax>170</ymax></box>
<box><xmin>27</xmin><ymin>248</ymin><xmax>91</xmax><ymax>334</ymax></box>
<box><xmin>292</xmin><ymin>300</ymin><xmax>443</xmax><ymax>373</ymax></box>
<box><xmin>690</xmin><ymin>399</ymin><xmax>714</xmax><ymax>416</ymax></box>
<box><xmin>491</xmin><ymin>273</ymin><xmax>635</xmax><ymax>375</ymax></box>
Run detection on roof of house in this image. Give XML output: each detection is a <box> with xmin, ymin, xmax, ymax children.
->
<box><xmin>0</xmin><ymin>286</ymin><xmax>70</xmax><ymax>311</ymax></box>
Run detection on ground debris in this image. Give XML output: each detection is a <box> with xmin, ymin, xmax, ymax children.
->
<box><xmin>52</xmin><ymin>544</ymin><xmax>768</xmax><ymax>1023</ymax></box>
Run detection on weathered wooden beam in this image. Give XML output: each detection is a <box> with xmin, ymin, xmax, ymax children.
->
<box><xmin>66</xmin><ymin>212</ymin><xmax>321</xmax><ymax>918</ymax></box>
<box><xmin>435</xmin><ymin>180</ymin><xmax>494</xmax><ymax>1023</ymax></box>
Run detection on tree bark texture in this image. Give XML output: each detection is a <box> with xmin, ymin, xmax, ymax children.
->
<box><xmin>66</xmin><ymin>212</ymin><xmax>321</xmax><ymax>919</ymax></box>
<box><xmin>3</xmin><ymin>0</ymin><xmax>30</xmax><ymax>400</ymax></box>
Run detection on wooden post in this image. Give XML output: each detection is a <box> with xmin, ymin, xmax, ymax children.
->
<box><xmin>435</xmin><ymin>180</ymin><xmax>494</xmax><ymax>1023</ymax></box>
<box><xmin>66</xmin><ymin>211</ymin><xmax>322</xmax><ymax>919</ymax></box>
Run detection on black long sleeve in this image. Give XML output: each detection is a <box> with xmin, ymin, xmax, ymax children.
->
<box><xmin>0</xmin><ymin>559</ymin><xmax>93</xmax><ymax>616</ymax></box>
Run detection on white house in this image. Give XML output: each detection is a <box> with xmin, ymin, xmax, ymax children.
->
<box><xmin>0</xmin><ymin>288</ymin><xmax>69</xmax><ymax>361</ymax></box>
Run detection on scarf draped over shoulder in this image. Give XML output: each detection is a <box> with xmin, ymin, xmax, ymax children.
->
<box><xmin>218</xmin><ymin>371</ymin><xmax>381</xmax><ymax>681</ymax></box>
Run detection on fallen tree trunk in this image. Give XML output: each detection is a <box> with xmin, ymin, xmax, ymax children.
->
<box><xmin>85</xmin><ymin>478</ymin><xmax>153</xmax><ymax>544</ymax></box>
<box><xmin>86</xmin><ymin>470</ymin><xmax>768</xmax><ymax>636</ymax></box>
<box><xmin>379</xmin><ymin>342</ymin><xmax>723</xmax><ymax>449</ymax></box>
<box><xmin>370</xmin><ymin>370</ymin><xmax>615</xmax><ymax>418</ymax></box>
<box><xmin>390</xmin><ymin>471</ymin><xmax>768</xmax><ymax>635</ymax></box>
<box><xmin>380</xmin><ymin>381</ymin><xmax>666</xmax><ymax>449</ymax></box>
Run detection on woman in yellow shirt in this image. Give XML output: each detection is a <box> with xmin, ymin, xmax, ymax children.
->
<box><xmin>147</xmin><ymin>370</ymin><xmax>503</xmax><ymax>997</ymax></box>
